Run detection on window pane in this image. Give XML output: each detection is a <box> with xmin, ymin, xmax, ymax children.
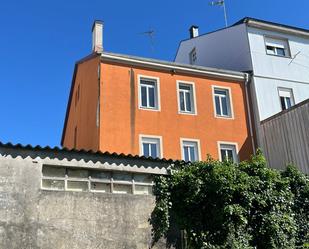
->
<box><xmin>222</xmin><ymin>97</ymin><xmax>228</xmax><ymax>116</ymax></box>
<box><xmin>286</xmin><ymin>97</ymin><xmax>292</xmax><ymax>108</ymax></box>
<box><xmin>113</xmin><ymin>184</ymin><xmax>132</xmax><ymax>194</ymax></box>
<box><xmin>266</xmin><ymin>46</ymin><xmax>275</xmax><ymax>54</ymax></box>
<box><xmin>276</xmin><ymin>47</ymin><xmax>285</xmax><ymax>56</ymax></box>
<box><xmin>148</xmin><ymin>87</ymin><xmax>155</xmax><ymax>107</ymax></box>
<box><xmin>141</xmin><ymin>86</ymin><xmax>147</xmax><ymax>107</ymax></box>
<box><xmin>67</xmin><ymin>169</ymin><xmax>88</xmax><ymax>178</ymax></box>
<box><xmin>150</xmin><ymin>143</ymin><xmax>157</xmax><ymax>158</ymax></box>
<box><xmin>189</xmin><ymin>146</ymin><xmax>196</xmax><ymax>162</ymax></box>
<box><xmin>179</xmin><ymin>85</ymin><xmax>190</xmax><ymax>91</ymax></box>
<box><xmin>135</xmin><ymin>185</ymin><xmax>152</xmax><ymax>195</ymax></box>
<box><xmin>180</xmin><ymin>91</ymin><xmax>185</xmax><ymax>111</ymax></box>
<box><xmin>280</xmin><ymin>97</ymin><xmax>286</xmax><ymax>110</ymax></box>
<box><xmin>113</xmin><ymin>172</ymin><xmax>132</xmax><ymax>181</ymax></box>
<box><xmin>184</xmin><ymin>146</ymin><xmax>189</xmax><ymax>162</ymax></box>
<box><xmin>42</xmin><ymin>179</ymin><xmax>65</xmax><ymax>190</ymax></box>
<box><xmin>185</xmin><ymin>91</ymin><xmax>192</xmax><ymax>112</ymax></box>
<box><xmin>143</xmin><ymin>143</ymin><xmax>150</xmax><ymax>157</ymax></box>
<box><xmin>215</xmin><ymin>96</ymin><xmax>221</xmax><ymax>115</ymax></box>
<box><xmin>67</xmin><ymin>181</ymin><xmax>88</xmax><ymax>191</ymax></box>
<box><xmin>134</xmin><ymin>174</ymin><xmax>152</xmax><ymax>184</ymax></box>
<box><xmin>215</xmin><ymin>89</ymin><xmax>226</xmax><ymax>95</ymax></box>
<box><xmin>89</xmin><ymin>170</ymin><xmax>111</xmax><ymax>180</ymax></box>
<box><xmin>42</xmin><ymin>166</ymin><xmax>65</xmax><ymax>178</ymax></box>
<box><xmin>91</xmin><ymin>182</ymin><xmax>111</xmax><ymax>192</ymax></box>
<box><xmin>220</xmin><ymin>149</ymin><xmax>226</xmax><ymax>161</ymax></box>
<box><xmin>227</xmin><ymin>150</ymin><xmax>234</xmax><ymax>162</ymax></box>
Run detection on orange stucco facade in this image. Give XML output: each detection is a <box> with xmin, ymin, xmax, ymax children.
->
<box><xmin>62</xmin><ymin>55</ymin><xmax>100</xmax><ymax>151</ymax></box>
<box><xmin>62</xmin><ymin>55</ymin><xmax>253</xmax><ymax>161</ymax></box>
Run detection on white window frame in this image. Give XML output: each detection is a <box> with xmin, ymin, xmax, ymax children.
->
<box><xmin>180</xmin><ymin>138</ymin><xmax>201</xmax><ymax>162</ymax></box>
<box><xmin>139</xmin><ymin>135</ymin><xmax>163</xmax><ymax>159</ymax></box>
<box><xmin>189</xmin><ymin>47</ymin><xmax>197</xmax><ymax>65</ymax></box>
<box><xmin>138</xmin><ymin>75</ymin><xmax>161</xmax><ymax>111</ymax></box>
<box><xmin>212</xmin><ymin>85</ymin><xmax>234</xmax><ymax>119</ymax></box>
<box><xmin>217</xmin><ymin>141</ymin><xmax>239</xmax><ymax>163</ymax></box>
<box><xmin>278</xmin><ymin>87</ymin><xmax>295</xmax><ymax>111</ymax></box>
<box><xmin>264</xmin><ymin>36</ymin><xmax>291</xmax><ymax>58</ymax></box>
<box><xmin>176</xmin><ymin>80</ymin><xmax>197</xmax><ymax>115</ymax></box>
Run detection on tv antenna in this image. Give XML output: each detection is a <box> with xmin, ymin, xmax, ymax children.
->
<box><xmin>289</xmin><ymin>51</ymin><xmax>301</xmax><ymax>65</ymax></box>
<box><xmin>209</xmin><ymin>0</ymin><xmax>228</xmax><ymax>27</ymax></box>
<box><xmin>139</xmin><ymin>29</ymin><xmax>155</xmax><ymax>52</ymax></box>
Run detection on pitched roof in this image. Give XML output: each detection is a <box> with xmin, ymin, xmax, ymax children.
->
<box><xmin>100</xmin><ymin>51</ymin><xmax>247</xmax><ymax>79</ymax></box>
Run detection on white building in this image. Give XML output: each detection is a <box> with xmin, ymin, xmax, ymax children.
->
<box><xmin>175</xmin><ymin>17</ymin><xmax>309</xmax><ymax>147</ymax></box>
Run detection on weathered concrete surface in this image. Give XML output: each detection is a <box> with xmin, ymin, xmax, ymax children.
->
<box><xmin>0</xmin><ymin>154</ymin><xmax>167</xmax><ymax>249</ymax></box>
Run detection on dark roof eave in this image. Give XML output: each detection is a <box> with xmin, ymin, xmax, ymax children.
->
<box><xmin>100</xmin><ymin>52</ymin><xmax>247</xmax><ymax>80</ymax></box>
<box><xmin>234</xmin><ymin>17</ymin><xmax>309</xmax><ymax>37</ymax></box>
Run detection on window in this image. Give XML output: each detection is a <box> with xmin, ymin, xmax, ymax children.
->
<box><xmin>189</xmin><ymin>48</ymin><xmax>197</xmax><ymax>65</ymax></box>
<box><xmin>41</xmin><ymin>165</ymin><xmax>153</xmax><ymax>195</ymax></box>
<box><xmin>264</xmin><ymin>37</ymin><xmax>290</xmax><ymax>57</ymax></box>
<box><xmin>140</xmin><ymin>136</ymin><xmax>162</xmax><ymax>158</ymax></box>
<box><xmin>213</xmin><ymin>87</ymin><xmax>232</xmax><ymax>118</ymax></box>
<box><xmin>219</xmin><ymin>143</ymin><xmax>238</xmax><ymax>163</ymax></box>
<box><xmin>181</xmin><ymin>139</ymin><xmax>200</xmax><ymax>162</ymax></box>
<box><xmin>278</xmin><ymin>88</ymin><xmax>294</xmax><ymax>110</ymax></box>
<box><xmin>177</xmin><ymin>82</ymin><xmax>196</xmax><ymax>114</ymax></box>
<box><xmin>139</xmin><ymin>76</ymin><xmax>160</xmax><ymax>110</ymax></box>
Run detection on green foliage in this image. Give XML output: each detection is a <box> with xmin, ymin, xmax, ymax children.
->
<box><xmin>281</xmin><ymin>165</ymin><xmax>309</xmax><ymax>247</ymax></box>
<box><xmin>151</xmin><ymin>151</ymin><xmax>309</xmax><ymax>248</ymax></box>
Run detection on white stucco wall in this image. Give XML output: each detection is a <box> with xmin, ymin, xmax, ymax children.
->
<box><xmin>175</xmin><ymin>22</ymin><xmax>309</xmax><ymax>123</ymax></box>
<box><xmin>247</xmin><ymin>27</ymin><xmax>309</xmax><ymax>121</ymax></box>
<box><xmin>247</xmin><ymin>27</ymin><xmax>309</xmax><ymax>83</ymax></box>
<box><xmin>175</xmin><ymin>24</ymin><xmax>252</xmax><ymax>72</ymax></box>
<box><xmin>253</xmin><ymin>76</ymin><xmax>309</xmax><ymax>121</ymax></box>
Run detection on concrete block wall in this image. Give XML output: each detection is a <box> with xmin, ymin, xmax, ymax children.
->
<box><xmin>0</xmin><ymin>146</ymin><xmax>171</xmax><ymax>249</ymax></box>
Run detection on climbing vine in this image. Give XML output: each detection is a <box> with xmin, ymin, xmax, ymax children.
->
<box><xmin>151</xmin><ymin>150</ymin><xmax>309</xmax><ymax>249</ymax></box>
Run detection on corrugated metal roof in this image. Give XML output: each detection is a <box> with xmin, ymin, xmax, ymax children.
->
<box><xmin>0</xmin><ymin>141</ymin><xmax>184</xmax><ymax>164</ymax></box>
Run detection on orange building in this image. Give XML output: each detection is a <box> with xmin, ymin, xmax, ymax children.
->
<box><xmin>61</xmin><ymin>21</ymin><xmax>254</xmax><ymax>162</ymax></box>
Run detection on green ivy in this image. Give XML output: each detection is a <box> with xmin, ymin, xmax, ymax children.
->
<box><xmin>151</xmin><ymin>151</ymin><xmax>309</xmax><ymax>249</ymax></box>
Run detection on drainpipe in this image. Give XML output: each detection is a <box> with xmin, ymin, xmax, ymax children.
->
<box><xmin>244</xmin><ymin>73</ymin><xmax>256</xmax><ymax>154</ymax></box>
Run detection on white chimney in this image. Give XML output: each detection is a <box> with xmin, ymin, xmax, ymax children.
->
<box><xmin>189</xmin><ymin>25</ymin><xmax>199</xmax><ymax>38</ymax></box>
<box><xmin>92</xmin><ymin>20</ymin><xmax>103</xmax><ymax>53</ymax></box>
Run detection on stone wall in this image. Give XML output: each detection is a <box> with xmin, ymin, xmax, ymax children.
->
<box><xmin>0</xmin><ymin>146</ymin><xmax>172</xmax><ymax>249</ymax></box>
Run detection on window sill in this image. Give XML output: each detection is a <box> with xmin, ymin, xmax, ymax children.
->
<box><xmin>215</xmin><ymin>115</ymin><xmax>234</xmax><ymax>120</ymax></box>
<box><xmin>178</xmin><ymin>111</ymin><xmax>197</xmax><ymax>116</ymax></box>
<box><xmin>139</xmin><ymin>106</ymin><xmax>160</xmax><ymax>112</ymax></box>
<box><xmin>265</xmin><ymin>53</ymin><xmax>291</xmax><ymax>59</ymax></box>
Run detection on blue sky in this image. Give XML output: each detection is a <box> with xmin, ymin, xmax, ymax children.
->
<box><xmin>0</xmin><ymin>0</ymin><xmax>308</xmax><ymax>147</ymax></box>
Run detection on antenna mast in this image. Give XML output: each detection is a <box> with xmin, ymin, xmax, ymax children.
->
<box><xmin>210</xmin><ymin>0</ymin><xmax>228</xmax><ymax>27</ymax></box>
<box><xmin>139</xmin><ymin>30</ymin><xmax>155</xmax><ymax>52</ymax></box>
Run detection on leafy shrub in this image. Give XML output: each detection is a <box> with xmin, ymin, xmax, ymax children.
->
<box><xmin>151</xmin><ymin>151</ymin><xmax>309</xmax><ymax>248</ymax></box>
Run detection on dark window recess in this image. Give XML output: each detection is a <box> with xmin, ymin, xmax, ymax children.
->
<box><xmin>276</xmin><ymin>47</ymin><xmax>285</xmax><ymax>56</ymax></box>
<box><xmin>280</xmin><ymin>96</ymin><xmax>292</xmax><ymax>110</ymax></box>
